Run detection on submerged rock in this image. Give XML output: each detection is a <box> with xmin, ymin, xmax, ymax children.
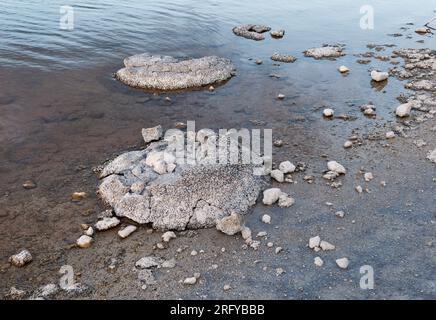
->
<box><xmin>270</xmin><ymin>53</ymin><xmax>297</xmax><ymax>63</ymax></box>
<box><xmin>270</xmin><ymin>29</ymin><xmax>285</xmax><ymax>38</ymax></box>
<box><xmin>116</xmin><ymin>54</ymin><xmax>236</xmax><ymax>90</ymax></box>
<box><xmin>370</xmin><ymin>70</ymin><xmax>389</xmax><ymax>82</ymax></box>
<box><xmin>304</xmin><ymin>46</ymin><xmax>345</xmax><ymax>59</ymax></box>
<box><xmin>232</xmin><ymin>24</ymin><xmax>271</xmax><ymax>40</ymax></box>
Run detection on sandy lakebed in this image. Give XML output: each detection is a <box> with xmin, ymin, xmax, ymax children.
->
<box><xmin>0</xmin><ymin>0</ymin><xmax>435</xmax><ymax>299</ymax></box>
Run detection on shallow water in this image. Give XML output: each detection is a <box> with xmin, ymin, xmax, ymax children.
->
<box><xmin>0</xmin><ymin>0</ymin><xmax>435</xmax><ymax>298</ymax></box>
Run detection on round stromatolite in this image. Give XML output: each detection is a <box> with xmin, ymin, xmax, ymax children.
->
<box><xmin>115</xmin><ymin>54</ymin><xmax>236</xmax><ymax>90</ymax></box>
<box><xmin>97</xmin><ymin>137</ymin><xmax>265</xmax><ymax>231</ymax></box>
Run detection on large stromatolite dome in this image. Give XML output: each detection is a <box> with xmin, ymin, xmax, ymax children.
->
<box><xmin>115</xmin><ymin>54</ymin><xmax>236</xmax><ymax>90</ymax></box>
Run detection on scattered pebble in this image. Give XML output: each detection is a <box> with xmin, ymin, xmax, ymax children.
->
<box><xmin>72</xmin><ymin>192</ymin><xmax>87</xmax><ymax>201</ymax></box>
<box><xmin>183</xmin><ymin>277</ymin><xmax>197</xmax><ymax>285</ymax></box>
<box><xmin>267</xmin><ymin>242</ymin><xmax>274</xmax><ymax>248</ymax></box>
<box><xmin>241</xmin><ymin>226</ymin><xmax>252</xmax><ymax>240</ymax></box>
<box><xmin>335</xmin><ymin>210</ymin><xmax>345</xmax><ymax>218</ymax></box>
<box><xmin>396</xmin><ymin>102</ymin><xmax>413</xmax><ymax>117</ymax></box>
<box><xmin>355</xmin><ymin>185</ymin><xmax>363</xmax><ymax>193</ymax></box>
<box><xmin>327</xmin><ymin>161</ymin><xmax>347</xmax><ymax>174</ymax></box>
<box><xmin>162</xmin><ymin>231</ymin><xmax>177</xmax><ymax>242</ymax></box>
<box><xmin>262</xmin><ymin>188</ymin><xmax>282</xmax><ymax>205</ymax></box>
<box><xmin>370</xmin><ymin>70</ymin><xmax>389</xmax><ymax>82</ymax></box>
<box><xmin>364</xmin><ymin>172</ymin><xmax>374</xmax><ymax>182</ymax></box>
<box><xmin>270</xmin><ymin>29</ymin><xmax>285</xmax><ymax>38</ymax></box>
<box><xmin>216</xmin><ymin>212</ymin><xmax>242</xmax><ymax>235</ymax></box>
<box><xmin>223</xmin><ymin>284</ymin><xmax>231</xmax><ymax>291</ymax></box>
<box><xmin>309</xmin><ymin>236</ymin><xmax>321</xmax><ymax>249</ymax></box>
<box><xmin>22</xmin><ymin>180</ymin><xmax>36</xmax><ymax>189</ymax></box>
<box><xmin>255</xmin><ymin>59</ymin><xmax>263</xmax><ymax>65</ymax></box>
<box><xmin>76</xmin><ymin>235</ymin><xmax>93</xmax><ymax>248</ymax></box>
<box><xmin>262</xmin><ymin>214</ymin><xmax>271</xmax><ymax>224</ymax></box>
<box><xmin>118</xmin><ymin>225</ymin><xmax>137</xmax><ymax>239</ymax></box>
<box><xmin>278</xmin><ymin>194</ymin><xmax>295</xmax><ymax>208</ymax></box>
<box><xmin>95</xmin><ymin>217</ymin><xmax>120</xmax><ymax>231</ymax></box>
<box><xmin>270</xmin><ymin>169</ymin><xmax>284</xmax><ymax>182</ymax></box>
<box><xmin>277</xmin><ymin>93</ymin><xmax>285</xmax><ymax>100</ymax></box>
<box><xmin>386</xmin><ymin>131</ymin><xmax>396</xmax><ymax>139</ymax></box>
<box><xmin>320</xmin><ymin>240</ymin><xmax>335</xmax><ymax>251</ymax></box>
<box><xmin>323</xmin><ymin>108</ymin><xmax>334</xmax><ymax>117</ymax></box>
<box><xmin>190</xmin><ymin>250</ymin><xmax>198</xmax><ymax>256</ymax></box>
<box><xmin>279</xmin><ymin>161</ymin><xmax>296</xmax><ymax>173</ymax></box>
<box><xmin>314</xmin><ymin>257</ymin><xmax>324</xmax><ymax>267</ymax></box>
<box><xmin>336</xmin><ymin>257</ymin><xmax>350</xmax><ymax>269</ymax></box>
<box><xmin>84</xmin><ymin>227</ymin><xmax>94</xmax><ymax>236</ymax></box>
<box><xmin>343</xmin><ymin>140</ymin><xmax>353</xmax><ymax>148</ymax></box>
<box><xmin>275</xmin><ymin>247</ymin><xmax>283</xmax><ymax>254</ymax></box>
<box><xmin>338</xmin><ymin>65</ymin><xmax>349</xmax><ymax>73</ymax></box>
<box><xmin>9</xmin><ymin>249</ymin><xmax>32</xmax><ymax>267</ymax></box>
<box><xmin>273</xmin><ymin>139</ymin><xmax>283</xmax><ymax>147</ymax></box>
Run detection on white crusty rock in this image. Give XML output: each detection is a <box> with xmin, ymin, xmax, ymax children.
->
<box><xmin>271</xmin><ymin>53</ymin><xmax>296</xmax><ymax>63</ymax></box>
<box><xmin>364</xmin><ymin>172</ymin><xmax>374</xmax><ymax>182</ymax></box>
<box><xmin>232</xmin><ymin>24</ymin><xmax>271</xmax><ymax>40</ymax></box>
<box><xmin>76</xmin><ymin>235</ymin><xmax>93</xmax><ymax>249</ymax></box>
<box><xmin>335</xmin><ymin>210</ymin><xmax>345</xmax><ymax>218</ymax></box>
<box><xmin>262</xmin><ymin>188</ymin><xmax>282</xmax><ymax>205</ymax></box>
<box><xmin>95</xmin><ymin>217</ymin><xmax>120</xmax><ymax>231</ymax></box>
<box><xmin>116</xmin><ymin>54</ymin><xmax>236</xmax><ymax>90</ymax></box>
<box><xmin>327</xmin><ymin>161</ymin><xmax>346</xmax><ymax>174</ymax></box>
<box><xmin>304</xmin><ymin>46</ymin><xmax>345</xmax><ymax>59</ymax></box>
<box><xmin>183</xmin><ymin>277</ymin><xmax>197</xmax><ymax>285</ymax></box>
<box><xmin>135</xmin><ymin>256</ymin><xmax>162</xmax><ymax>269</ymax></box>
<box><xmin>336</xmin><ymin>257</ymin><xmax>350</xmax><ymax>269</ymax></box>
<box><xmin>270</xmin><ymin>169</ymin><xmax>284</xmax><ymax>182</ymax></box>
<box><xmin>323</xmin><ymin>108</ymin><xmax>334</xmax><ymax>117</ymax></box>
<box><xmin>338</xmin><ymin>65</ymin><xmax>349</xmax><ymax>73</ymax></box>
<box><xmin>162</xmin><ymin>231</ymin><xmax>177</xmax><ymax>242</ymax></box>
<box><xmin>142</xmin><ymin>125</ymin><xmax>163</xmax><ymax>144</ymax></box>
<box><xmin>370</xmin><ymin>70</ymin><xmax>389</xmax><ymax>82</ymax></box>
<box><xmin>118</xmin><ymin>225</ymin><xmax>137</xmax><ymax>239</ymax></box>
<box><xmin>396</xmin><ymin>102</ymin><xmax>413</xmax><ymax>117</ymax></box>
<box><xmin>241</xmin><ymin>226</ymin><xmax>252</xmax><ymax>240</ymax></box>
<box><xmin>427</xmin><ymin>149</ymin><xmax>436</xmax><ymax>164</ymax></box>
<box><xmin>261</xmin><ymin>214</ymin><xmax>271</xmax><ymax>224</ymax></box>
<box><xmin>309</xmin><ymin>236</ymin><xmax>321</xmax><ymax>249</ymax></box>
<box><xmin>386</xmin><ymin>131</ymin><xmax>396</xmax><ymax>139</ymax></box>
<box><xmin>9</xmin><ymin>250</ymin><xmax>32</xmax><ymax>267</ymax></box>
<box><xmin>320</xmin><ymin>240</ymin><xmax>335</xmax><ymax>251</ymax></box>
<box><xmin>279</xmin><ymin>161</ymin><xmax>296</xmax><ymax>174</ymax></box>
<box><xmin>355</xmin><ymin>185</ymin><xmax>363</xmax><ymax>193</ymax></box>
<box><xmin>84</xmin><ymin>227</ymin><xmax>94</xmax><ymax>236</ymax></box>
<box><xmin>343</xmin><ymin>140</ymin><xmax>353</xmax><ymax>148</ymax></box>
<box><xmin>216</xmin><ymin>212</ymin><xmax>242</xmax><ymax>235</ymax></box>
<box><xmin>278</xmin><ymin>193</ymin><xmax>295</xmax><ymax>208</ymax></box>
<box><xmin>314</xmin><ymin>257</ymin><xmax>324</xmax><ymax>267</ymax></box>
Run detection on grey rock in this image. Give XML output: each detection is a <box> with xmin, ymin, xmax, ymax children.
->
<box><xmin>304</xmin><ymin>46</ymin><xmax>345</xmax><ymax>59</ymax></box>
<box><xmin>271</xmin><ymin>53</ymin><xmax>296</xmax><ymax>63</ymax></box>
<box><xmin>232</xmin><ymin>24</ymin><xmax>271</xmax><ymax>40</ymax></box>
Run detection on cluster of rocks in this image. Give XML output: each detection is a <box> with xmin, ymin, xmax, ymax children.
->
<box><xmin>232</xmin><ymin>24</ymin><xmax>271</xmax><ymax>41</ymax></box>
<box><xmin>308</xmin><ymin>236</ymin><xmax>349</xmax><ymax>269</ymax></box>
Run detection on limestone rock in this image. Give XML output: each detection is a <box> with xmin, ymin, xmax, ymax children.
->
<box><xmin>304</xmin><ymin>46</ymin><xmax>345</xmax><ymax>59</ymax></box>
<box><xmin>262</xmin><ymin>188</ymin><xmax>282</xmax><ymax>205</ymax></box>
<box><xmin>371</xmin><ymin>70</ymin><xmax>389</xmax><ymax>82</ymax></box>
<box><xmin>216</xmin><ymin>212</ymin><xmax>242</xmax><ymax>235</ymax></box>
<box><xmin>142</xmin><ymin>125</ymin><xmax>163</xmax><ymax>144</ymax></box>
<box><xmin>9</xmin><ymin>250</ymin><xmax>32</xmax><ymax>267</ymax></box>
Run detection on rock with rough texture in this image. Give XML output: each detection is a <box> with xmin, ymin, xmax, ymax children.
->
<box><xmin>314</xmin><ymin>257</ymin><xmax>324</xmax><ymax>267</ymax></box>
<box><xmin>162</xmin><ymin>231</ymin><xmax>176</xmax><ymax>242</ymax></box>
<box><xmin>364</xmin><ymin>172</ymin><xmax>374</xmax><ymax>182</ymax></box>
<box><xmin>270</xmin><ymin>30</ymin><xmax>285</xmax><ymax>38</ymax></box>
<box><xmin>76</xmin><ymin>235</ymin><xmax>93</xmax><ymax>248</ymax></box>
<box><xmin>261</xmin><ymin>214</ymin><xmax>271</xmax><ymax>224</ymax></box>
<box><xmin>135</xmin><ymin>256</ymin><xmax>163</xmax><ymax>269</ymax></box>
<box><xmin>183</xmin><ymin>277</ymin><xmax>197</xmax><ymax>285</ymax></box>
<box><xmin>327</xmin><ymin>161</ymin><xmax>346</xmax><ymax>174</ymax></box>
<box><xmin>270</xmin><ymin>169</ymin><xmax>284</xmax><ymax>182</ymax></box>
<box><xmin>309</xmin><ymin>236</ymin><xmax>321</xmax><ymax>249</ymax></box>
<box><xmin>386</xmin><ymin>131</ymin><xmax>396</xmax><ymax>139</ymax></box>
<box><xmin>370</xmin><ymin>70</ymin><xmax>389</xmax><ymax>82</ymax></box>
<box><xmin>116</xmin><ymin>54</ymin><xmax>236</xmax><ymax>90</ymax></box>
<box><xmin>278</xmin><ymin>194</ymin><xmax>295</xmax><ymax>208</ymax></box>
<box><xmin>279</xmin><ymin>161</ymin><xmax>296</xmax><ymax>173</ymax></box>
<box><xmin>270</xmin><ymin>53</ymin><xmax>296</xmax><ymax>63</ymax></box>
<box><xmin>241</xmin><ymin>226</ymin><xmax>252</xmax><ymax>240</ymax></box>
<box><xmin>232</xmin><ymin>24</ymin><xmax>271</xmax><ymax>40</ymax></box>
<box><xmin>427</xmin><ymin>149</ymin><xmax>436</xmax><ymax>164</ymax></box>
<box><xmin>323</xmin><ymin>108</ymin><xmax>334</xmax><ymax>117</ymax></box>
<box><xmin>262</xmin><ymin>188</ymin><xmax>282</xmax><ymax>205</ymax></box>
<box><xmin>338</xmin><ymin>65</ymin><xmax>349</xmax><ymax>73</ymax></box>
<box><xmin>216</xmin><ymin>212</ymin><xmax>242</xmax><ymax>235</ymax></box>
<box><xmin>94</xmin><ymin>217</ymin><xmax>120</xmax><ymax>231</ymax></box>
<box><xmin>142</xmin><ymin>125</ymin><xmax>163</xmax><ymax>144</ymax></box>
<box><xmin>396</xmin><ymin>102</ymin><xmax>414</xmax><ymax>117</ymax></box>
<box><xmin>304</xmin><ymin>46</ymin><xmax>345</xmax><ymax>59</ymax></box>
<box><xmin>320</xmin><ymin>240</ymin><xmax>335</xmax><ymax>251</ymax></box>
<box><xmin>9</xmin><ymin>250</ymin><xmax>32</xmax><ymax>267</ymax></box>
<box><xmin>336</xmin><ymin>257</ymin><xmax>350</xmax><ymax>269</ymax></box>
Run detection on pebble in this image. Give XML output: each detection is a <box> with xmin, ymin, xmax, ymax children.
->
<box><xmin>208</xmin><ymin>85</ymin><xmax>215</xmax><ymax>92</ymax></box>
<box><xmin>279</xmin><ymin>161</ymin><xmax>296</xmax><ymax>173</ymax></box>
<box><xmin>95</xmin><ymin>217</ymin><xmax>120</xmax><ymax>231</ymax></box>
<box><xmin>216</xmin><ymin>212</ymin><xmax>242</xmax><ymax>235</ymax></box>
<box><xmin>370</xmin><ymin>70</ymin><xmax>389</xmax><ymax>82</ymax></box>
<box><xmin>135</xmin><ymin>256</ymin><xmax>162</xmax><ymax>269</ymax></box>
<box><xmin>396</xmin><ymin>102</ymin><xmax>413</xmax><ymax>117</ymax></box>
<box><xmin>270</xmin><ymin>29</ymin><xmax>285</xmax><ymax>38</ymax></box>
<box><xmin>76</xmin><ymin>235</ymin><xmax>93</xmax><ymax>248</ymax></box>
<box><xmin>161</xmin><ymin>258</ymin><xmax>177</xmax><ymax>269</ymax></box>
<box><xmin>84</xmin><ymin>227</ymin><xmax>94</xmax><ymax>237</ymax></box>
<box><xmin>380</xmin><ymin>181</ymin><xmax>387</xmax><ymax>187</ymax></box>
<box><xmin>257</xmin><ymin>231</ymin><xmax>268</xmax><ymax>237</ymax></box>
<box><xmin>262</xmin><ymin>214</ymin><xmax>271</xmax><ymax>224</ymax></box>
<box><xmin>415</xmin><ymin>27</ymin><xmax>429</xmax><ymax>34</ymax></box>
<box><xmin>162</xmin><ymin>231</ymin><xmax>177</xmax><ymax>242</ymax></box>
<box><xmin>267</xmin><ymin>242</ymin><xmax>274</xmax><ymax>248</ymax></box>
<box><xmin>355</xmin><ymin>185</ymin><xmax>363</xmax><ymax>193</ymax></box>
<box><xmin>262</xmin><ymin>188</ymin><xmax>282</xmax><ymax>205</ymax></box>
<box><xmin>386</xmin><ymin>131</ymin><xmax>396</xmax><ymax>139</ymax></box>
<box><xmin>314</xmin><ymin>257</ymin><xmax>324</xmax><ymax>267</ymax></box>
<box><xmin>276</xmin><ymin>268</ymin><xmax>285</xmax><ymax>276</ymax></box>
<box><xmin>273</xmin><ymin>139</ymin><xmax>283</xmax><ymax>147</ymax></box>
<box><xmin>191</xmin><ymin>250</ymin><xmax>198</xmax><ymax>256</ymax></box>
<box><xmin>320</xmin><ymin>240</ymin><xmax>335</xmax><ymax>251</ymax></box>
<box><xmin>141</xmin><ymin>125</ymin><xmax>163</xmax><ymax>144</ymax></box>
<box><xmin>255</xmin><ymin>59</ymin><xmax>263</xmax><ymax>65</ymax></box>
<box><xmin>72</xmin><ymin>192</ymin><xmax>87</xmax><ymax>201</ymax></box>
<box><xmin>183</xmin><ymin>277</ymin><xmax>197</xmax><ymax>285</ymax></box>
<box><xmin>335</xmin><ymin>210</ymin><xmax>345</xmax><ymax>218</ymax></box>
<box><xmin>118</xmin><ymin>225</ymin><xmax>137</xmax><ymax>239</ymax></box>
<box><xmin>241</xmin><ymin>226</ymin><xmax>252</xmax><ymax>240</ymax></box>
<box><xmin>270</xmin><ymin>169</ymin><xmax>284</xmax><ymax>182</ymax></box>
<box><xmin>309</xmin><ymin>236</ymin><xmax>321</xmax><ymax>249</ymax></box>
<box><xmin>323</xmin><ymin>108</ymin><xmax>334</xmax><ymax>117</ymax></box>
<box><xmin>22</xmin><ymin>180</ymin><xmax>36</xmax><ymax>189</ymax></box>
<box><xmin>223</xmin><ymin>284</ymin><xmax>231</xmax><ymax>291</ymax></box>
<box><xmin>277</xmin><ymin>93</ymin><xmax>285</xmax><ymax>100</ymax></box>
<box><xmin>364</xmin><ymin>172</ymin><xmax>374</xmax><ymax>182</ymax></box>
<box><xmin>278</xmin><ymin>193</ymin><xmax>295</xmax><ymax>208</ymax></box>
<box><xmin>343</xmin><ymin>140</ymin><xmax>353</xmax><ymax>148</ymax></box>
<box><xmin>9</xmin><ymin>249</ymin><xmax>32</xmax><ymax>267</ymax></box>
<box><xmin>327</xmin><ymin>161</ymin><xmax>347</xmax><ymax>174</ymax></box>
<box><xmin>275</xmin><ymin>247</ymin><xmax>283</xmax><ymax>254</ymax></box>
<box><xmin>336</xmin><ymin>257</ymin><xmax>350</xmax><ymax>269</ymax></box>
<box><xmin>338</xmin><ymin>65</ymin><xmax>349</xmax><ymax>73</ymax></box>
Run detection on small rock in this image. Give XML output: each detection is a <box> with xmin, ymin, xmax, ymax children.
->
<box><xmin>338</xmin><ymin>65</ymin><xmax>349</xmax><ymax>73</ymax></box>
<box><xmin>223</xmin><ymin>284</ymin><xmax>231</xmax><ymax>291</ymax></box>
<box><xmin>216</xmin><ymin>212</ymin><xmax>242</xmax><ymax>235</ymax></box>
<box><xmin>183</xmin><ymin>277</ymin><xmax>197</xmax><ymax>285</ymax></box>
<box><xmin>278</xmin><ymin>193</ymin><xmax>295</xmax><ymax>208</ymax></box>
<box><xmin>327</xmin><ymin>161</ymin><xmax>346</xmax><ymax>174</ymax></box>
<box><xmin>335</xmin><ymin>210</ymin><xmax>345</xmax><ymax>218</ymax></box>
<box><xmin>370</xmin><ymin>70</ymin><xmax>389</xmax><ymax>82</ymax></box>
<box><xmin>262</xmin><ymin>188</ymin><xmax>282</xmax><ymax>205</ymax></box>
<box><xmin>76</xmin><ymin>235</ymin><xmax>93</xmax><ymax>248</ymax></box>
<box><xmin>208</xmin><ymin>85</ymin><xmax>215</xmax><ymax>92</ymax></box>
<box><xmin>386</xmin><ymin>131</ymin><xmax>395</xmax><ymax>139</ymax></box>
<box><xmin>261</xmin><ymin>214</ymin><xmax>271</xmax><ymax>224</ymax></box>
<box><xmin>355</xmin><ymin>185</ymin><xmax>363</xmax><ymax>193</ymax></box>
<box><xmin>273</xmin><ymin>139</ymin><xmax>283</xmax><ymax>147</ymax></box>
<box><xmin>95</xmin><ymin>217</ymin><xmax>120</xmax><ymax>231</ymax></box>
<box><xmin>415</xmin><ymin>27</ymin><xmax>429</xmax><ymax>34</ymax></box>
<box><xmin>309</xmin><ymin>236</ymin><xmax>321</xmax><ymax>249</ymax></box>
<box><xmin>135</xmin><ymin>256</ymin><xmax>162</xmax><ymax>269</ymax></box>
<box><xmin>343</xmin><ymin>140</ymin><xmax>353</xmax><ymax>148</ymax></box>
<box><xmin>9</xmin><ymin>250</ymin><xmax>32</xmax><ymax>267</ymax></box>
<box><xmin>323</xmin><ymin>108</ymin><xmax>334</xmax><ymax>117</ymax></box>
<box><xmin>162</xmin><ymin>231</ymin><xmax>177</xmax><ymax>242</ymax></box>
<box><xmin>240</xmin><ymin>226</ymin><xmax>252</xmax><ymax>240</ymax></box>
<box><xmin>22</xmin><ymin>180</ymin><xmax>36</xmax><ymax>189</ymax></box>
<box><xmin>380</xmin><ymin>181</ymin><xmax>387</xmax><ymax>187</ymax></box>
<box><xmin>118</xmin><ymin>225</ymin><xmax>137</xmax><ymax>239</ymax></box>
<box><xmin>72</xmin><ymin>192</ymin><xmax>87</xmax><ymax>201</ymax></box>
<box><xmin>270</xmin><ymin>29</ymin><xmax>285</xmax><ymax>38</ymax></box>
<box><xmin>257</xmin><ymin>231</ymin><xmax>268</xmax><ymax>237</ymax></box>
<box><xmin>84</xmin><ymin>227</ymin><xmax>94</xmax><ymax>236</ymax></box>
<box><xmin>275</xmin><ymin>247</ymin><xmax>283</xmax><ymax>254</ymax></box>
<box><xmin>190</xmin><ymin>250</ymin><xmax>198</xmax><ymax>256</ymax></box>
<box><xmin>364</xmin><ymin>172</ymin><xmax>374</xmax><ymax>182</ymax></box>
<box><xmin>270</xmin><ymin>169</ymin><xmax>284</xmax><ymax>182</ymax></box>
<box><xmin>279</xmin><ymin>161</ymin><xmax>296</xmax><ymax>173</ymax></box>
<box><xmin>267</xmin><ymin>242</ymin><xmax>274</xmax><ymax>248</ymax></box>
<box><xmin>161</xmin><ymin>258</ymin><xmax>177</xmax><ymax>268</ymax></box>
<box><xmin>277</xmin><ymin>93</ymin><xmax>285</xmax><ymax>100</ymax></box>
<box><xmin>314</xmin><ymin>257</ymin><xmax>324</xmax><ymax>267</ymax></box>
<box><xmin>396</xmin><ymin>102</ymin><xmax>413</xmax><ymax>117</ymax></box>
<box><xmin>320</xmin><ymin>240</ymin><xmax>335</xmax><ymax>251</ymax></box>
<box><xmin>270</xmin><ymin>53</ymin><xmax>296</xmax><ymax>63</ymax></box>
<box><xmin>336</xmin><ymin>257</ymin><xmax>350</xmax><ymax>269</ymax></box>
<box><xmin>276</xmin><ymin>268</ymin><xmax>285</xmax><ymax>276</ymax></box>
<box><xmin>141</xmin><ymin>125</ymin><xmax>163</xmax><ymax>144</ymax></box>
